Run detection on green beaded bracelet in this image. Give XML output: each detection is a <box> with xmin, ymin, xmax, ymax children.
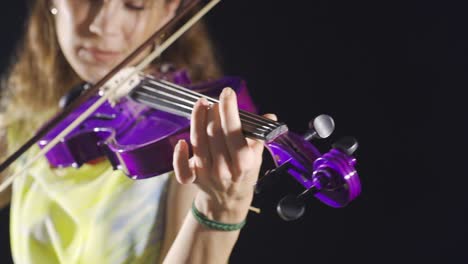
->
<box><xmin>191</xmin><ymin>201</ymin><xmax>246</xmax><ymax>231</ymax></box>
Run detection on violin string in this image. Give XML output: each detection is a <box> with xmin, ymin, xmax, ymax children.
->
<box><xmin>142</xmin><ymin>79</ymin><xmax>291</xmax><ymax>141</ymax></box>
<box><xmin>136</xmin><ymin>83</ymin><xmax>273</xmax><ymax>133</ymax></box>
<box><xmin>131</xmin><ymin>89</ymin><xmax>272</xmax><ymax>139</ymax></box>
<box><xmin>157</xmin><ymin>78</ymin><xmax>281</xmax><ymax>128</ymax></box>
<box><xmin>132</xmin><ymin>91</ymin><xmax>268</xmax><ymax>139</ymax></box>
<box><xmin>147</xmin><ymin>83</ymin><xmax>278</xmax><ymax>130</ymax></box>
<box><xmin>142</xmin><ymin>77</ymin><xmax>282</xmax><ymax>130</ymax></box>
<box><xmin>134</xmin><ymin>89</ymin><xmax>271</xmax><ymax>136</ymax></box>
<box><xmin>143</xmin><ymin>75</ymin><xmax>281</xmax><ymax>128</ymax></box>
<box><xmin>133</xmin><ymin>88</ymin><xmax>269</xmax><ymax>133</ymax></box>
<box><xmin>131</xmin><ymin>92</ymin><xmax>268</xmax><ymax>141</ymax></box>
<box><xmin>136</xmin><ymin>80</ymin><xmax>278</xmax><ymax>138</ymax></box>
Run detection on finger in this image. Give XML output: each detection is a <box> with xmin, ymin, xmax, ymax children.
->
<box><xmin>264</xmin><ymin>113</ymin><xmax>277</xmax><ymax>122</ymax></box>
<box><xmin>248</xmin><ymin>113</ymin><xmax>278</xmax><ymax>157</ymax></box>
<box><xmin>173</xmin><ymin>139</ymin><xmax>195</xmax><ymax>184</ymax></box>
<box><xmin>218</xmin><ymin>87</ymin><xmax>250</xmax><ymax>169</ymax></box>
<box><xmin>191</xmin><ymin>97</ymin><xmax>212</xmax><ymax>168</ymax></box>
<box><xmin>206</xmin><ymin>102</ymin><xmax>231</xmax><ymax>177</ymax></box>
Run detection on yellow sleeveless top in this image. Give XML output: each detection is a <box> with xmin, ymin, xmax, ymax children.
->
<box><xmin>8</xmin><ymin>124</ymin><xmax>170</xmax><ymax>264</ymax></box>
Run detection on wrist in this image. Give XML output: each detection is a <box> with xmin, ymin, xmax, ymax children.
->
<box><xmin>194</xmin><ymin>191</ymin><xmax>253</xmax><ymax>224</ymax></box>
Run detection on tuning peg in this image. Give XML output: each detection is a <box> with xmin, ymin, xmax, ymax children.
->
<box><xmin>303</xmin><ymin>114</ymin><xmax>335</xmax><ymax>141</ymax></box>
<box><xmin>332</xmin><ymin>136</ymin><xmax>359</xmax><ymax>156</ymax></box>
<box><xmin>276</xmin><ymin>187</ymin><xmax>318</xmax><ymax>221</ymax></box>
<box><xmin>276</xmin><ymin>195</ymin><xmax>305</xmax><ymax>221</ymax></box>
<box><xmin>255</xmin><ymin>161</ymin><xmax>291</xmax><ymax>194</ymax></box>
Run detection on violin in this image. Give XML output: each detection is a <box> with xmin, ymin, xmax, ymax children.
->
<box><xmin>0</xmin><ymin>0</ymin><xmax>361</xmax><ymax>221</ymax></box>
<box><xmin>40</xmin><ymin>67</ymin><xmax>362</xmax><ymax>221</ymax></box>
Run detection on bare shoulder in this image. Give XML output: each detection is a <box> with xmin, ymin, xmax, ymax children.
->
<box><xmin>158</xmin><ymin>174</ymin><xmax>198</xmax><ymax>262</ymax></box>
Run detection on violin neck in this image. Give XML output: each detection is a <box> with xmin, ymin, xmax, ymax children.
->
<box><xmin>128</xmin><ymin>75</ymin><xmax>288</xmax><ymax>142</ymax></box>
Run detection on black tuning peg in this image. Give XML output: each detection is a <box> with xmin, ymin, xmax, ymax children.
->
<box><xmin>332</xmin><ymin>136</ymin><xmax>359</xmax><ymax>156</ymax></box>
<box><xmin>277</xmin><ymin>187</ymin><xmax>318</xmax><ymax>221</ymax></box>
<box><xmin>255</xmin><ymin>161</ymin><xmax>291</xmax><ymax>194</ymax></box>
<box><xmin>303</xmin><ymin>114</ymin><xmax>335</xmax><ymax>141</ymax></box>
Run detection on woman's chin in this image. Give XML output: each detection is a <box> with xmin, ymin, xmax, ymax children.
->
<box><xmin>76</xmin><ymin>66</ymin><xmax>112</xmax><ymax>84</ymax></box>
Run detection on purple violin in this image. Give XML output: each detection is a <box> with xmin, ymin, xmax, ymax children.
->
<box><xmin>38</xmin><ymin>70</ymin><xmax>361</xmax><ymax>221</ymax></box>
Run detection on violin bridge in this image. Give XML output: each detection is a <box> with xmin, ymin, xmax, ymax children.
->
<box><xmin>100</xmin><ymin>67</ymin><xmax>142</xmax><ymax>106</ymax></box>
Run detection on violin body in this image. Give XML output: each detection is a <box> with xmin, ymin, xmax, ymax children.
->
<box><xmin>39</xmin><ymin>74</ymin><xmax>257</xmax><ymax>179</ymax></box>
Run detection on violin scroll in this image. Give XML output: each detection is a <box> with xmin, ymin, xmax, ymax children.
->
<box><xmin>261</xmin><ymin>117</ymin><xmax>361</xmax><ymax>221</ymax></box>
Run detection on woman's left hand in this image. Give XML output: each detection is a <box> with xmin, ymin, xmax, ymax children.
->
<box><xmin>172</xmin><ymin>87</ymin><xmax>276</xmax><ymax>223</ymax></box>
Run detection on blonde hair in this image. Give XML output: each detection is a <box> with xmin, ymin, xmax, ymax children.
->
<box><xmin>0</xmin><ymin>0</ymin><xmax>222</xmax><ymax>183</ymax></box>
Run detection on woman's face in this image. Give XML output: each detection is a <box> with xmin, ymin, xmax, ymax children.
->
<box><xmin>52</xmin><ymin>0</ymin><xmax>180</xmax><ymax>83</ymax></box>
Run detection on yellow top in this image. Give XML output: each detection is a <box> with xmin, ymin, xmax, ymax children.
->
<box><xmin>8</xmin><ymin>124</ymin><xmax>170</xmax><ymax>264</ymax></box>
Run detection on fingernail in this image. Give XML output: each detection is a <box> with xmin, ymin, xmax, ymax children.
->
<box><xmin>175</xmin><ymin>139</ymin><xmax>184</xmax><ymax>150</ymax></box>
<box><xmin>199</xmin><ymin>97</ymin><xmax>210</xmax><ymax>107</ymax></box>
<box><xmin>221</xmin><ymin>87</ymin><xmax>233</xmax><ymax>98</ymax></box>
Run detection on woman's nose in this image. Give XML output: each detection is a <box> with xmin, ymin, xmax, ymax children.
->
<box><xmin>88</xmin><ymin>1</ymin><xmax>119</xmax><ymax>36</ymax></box>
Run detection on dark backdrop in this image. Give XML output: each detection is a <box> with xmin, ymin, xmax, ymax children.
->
<box><xmin>0</xmin><ymin>1</ymin><xmax>458</xmax><ymax>263</ymax></box>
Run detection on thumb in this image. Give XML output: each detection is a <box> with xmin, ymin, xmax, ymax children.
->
<box><xmin>172</xmin><ymin>140</ymin><xmax>196</xmax><ymax>184</ymax></box>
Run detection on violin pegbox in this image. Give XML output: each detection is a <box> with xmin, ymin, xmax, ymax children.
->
<box><xmin>259</xmin><ymin>114</ymin><xmax>361</xmax><ymax>221</ymax></box>
<box><xmin>100</xmin><ymin>67</ymin><xmax>142</xmax><ymax>106</ymax></box>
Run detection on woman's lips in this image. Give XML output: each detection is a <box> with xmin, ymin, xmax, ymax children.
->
<box><xmin>79</xmin><ymin>47</ymin><xmax>122</xmax><ymax>64</ymax></box>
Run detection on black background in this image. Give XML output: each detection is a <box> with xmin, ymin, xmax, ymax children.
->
<box><xmin>0</xmin><ymin>0</ymin><xmax>458</xmax><ymax>263</ymax></box>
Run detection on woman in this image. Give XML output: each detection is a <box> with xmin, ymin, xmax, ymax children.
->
<box><xmin>0</xmin><ymin>0</ymin><xmax>275</xmax><ymax>263</ymax></box>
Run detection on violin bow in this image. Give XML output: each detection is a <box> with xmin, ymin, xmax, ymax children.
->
<box><xmin>0</xmin><ymin>0</ymin><xmax>221</xmax><ymax>192</ymax></box>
